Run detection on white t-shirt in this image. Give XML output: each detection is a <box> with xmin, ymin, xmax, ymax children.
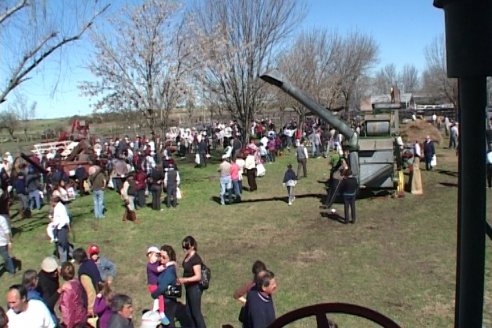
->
<box><xmin>52</xmin><ymin>201</ymin><xmax>70</xmax><ymax>229</ymax></box>
<box><xmin>0</xmin><ymin>214</ymin><xmax>10</xmax><ymax>246</ymax></box>
<box><xmin>7</xmin><ymin>299</ymin><xmax>55</xmax><ymax>328</ymax></box>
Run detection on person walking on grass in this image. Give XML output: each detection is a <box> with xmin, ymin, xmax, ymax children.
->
<box><xmin>244</xmin><ymin>150</ymin><xmax>257</xmax><ymax>192</ymax></box>
<box><xmin>296</xmin><ymin>139</ymin><xmax>308</xmax><ymax>178</ymax></box>
<box><xmin>340</xmin><ymin>168</ymin><xmax>358</xmax><ymax>224</ymax></box>
<box><xmin>164</xmin><ymin>163</ymin><xmax>180</xmax><ymax>208</ymax></box>
<box><xmin>218</xmin><ymin>155</ymin><xmax>232</xmax><ymax>205</ymax></box>
<box><xmin>89</xmin><ymin>166</ymin><xmax>107</xmax><ymax>221</ymax></box>
<box><xmin>282</xmin><ymin>164</ymin><xmax>297</xmax><ymax>206</ymax></box>
<box><xmin>423</xmin><ymin>136</ymin><xmax>435</xmax><ymax>171</ymax></box>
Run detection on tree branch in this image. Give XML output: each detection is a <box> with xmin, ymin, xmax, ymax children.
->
<box><xmin>0</xmin><ymin>0</ymin><xmax>28</xmax><ymax>25</ymax></box>
<box><xmin>0</xmin><ymin>3</ymin><xmax>110</xmax><ymax>105</ymax></box>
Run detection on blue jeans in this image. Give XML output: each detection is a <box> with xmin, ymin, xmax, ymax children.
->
<box><xmin>18</xmin><ymin>194</ymin><xmax>29</xmax><ymax>211</ymax></box>
<box><xmin>167</xmin><ymin>185</ymin><xmax>177</xmax><ymax>208</ymax></box>
<box><xmin>185</xmin><ymin>284</ymin><xmax>206</xmax><ymax>328</ymax></box>
<box><xmin>29</xmin><ymin>190</ymin><xmax>41</xmax><ymax>210</ymax></box>
<box><xmin>0</xmin><ymin>245</ymin><xmax>15</xmax><ymax>275</ymax></box>
<box><xmin>287</xmin><ymin>186</ymin><xmax>295</xmax><ymax>203</ymax></box>
<box><xmin>93</xmin><ymin>189</ymin><xmax>105</xmax><ymax>219</ymax></box>
<box><xmin>232</xmin><ymin>180</ymin><xmax>241</xmax><ymax>199</ymax></box>
<box><xmin>56</xmin><ymin>226</ymin><xmax>70</xmax><ymax>262</ymax></box>
<box><xmin>219</xmin><ymin>176</ymin><xmax>231</xmax><ymax>204</ymax></box>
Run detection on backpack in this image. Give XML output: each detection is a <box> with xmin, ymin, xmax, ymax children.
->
<box><xmin>200</xmin><ymin>263</ymin><xmax>211</xmax><ymax>290</ymax></box>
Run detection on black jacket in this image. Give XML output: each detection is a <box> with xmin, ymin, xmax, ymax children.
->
<box><xmin>340</xmin><ymin>176</ymin><xmax>358</xmax><ymax>196</ymax></box>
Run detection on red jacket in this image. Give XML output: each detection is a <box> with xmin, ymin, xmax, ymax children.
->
<box><xmin>135</xmin><ymin>170</ymin><xmax>147</xmax><ymax>190</ymax></box>
<box><xmin>59</xmin><ymin>279</ymin><xmax>88</xmax><ymax>328</ymax></box>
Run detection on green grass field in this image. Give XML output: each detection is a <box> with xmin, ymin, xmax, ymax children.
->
<box><xmin>0</xmin><ymin>142</ymin><xmax>491</xmax><ymax>327</ymax></box>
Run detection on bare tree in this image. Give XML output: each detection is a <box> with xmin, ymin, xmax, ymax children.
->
<box><xmin>0</xmin><ymin>0</ymin><xmax>109</xmax><ymax>106</ymax></box>
<box><xmin>276</xmin><ymin>29</ymin><xmax>342</xmax><ymax>127</ymax></box>
<box><xmin>335</xmin><ymin>32</ymin><xmax>379</xmax><ymax>111</ymax></box>
<box><xmin>422</xmin><ymin>35</ymin><xmax>458</xmax><ymax>109</ymax></box>
<box><xmin>8</xmin><ymin>93</ymin><xmax>36</xmax><ymax>141</ymax></box>
<box><xmin>276</xmin><ymin>29</ymin><xmax>377</xmax><ymax>127</ymax></box>
<box><xmin>373</xmin><ymin>64</ymin><xmax>398</xmax><ymax>95</ymax></box>
<box><xmin>80</xmin><ymin>0</ymin><xmax>192</xmax><ymax>137</ymax></box>
<box><xmin>189</xmin><ymin>0</ymin><xmax>306</xmax><ymax>141</ymax></box>
<box><xmin>0</xmin><ymin>108</ymin><xmax>19</xmax><ymax>140</ymax></box>
<box><xmin>398</xmin><ymin>64</ymin><xmax>420</xmax><ymax>93</ymax></box>
<box><xmin>184</xmin><ymin>86</ymin><xmax>197</xmax><ymax>124</ymax></box>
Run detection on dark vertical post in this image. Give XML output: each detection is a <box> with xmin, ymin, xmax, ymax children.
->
<box><xmin>433</xmin><ymin>0</ymin><xmax>492</xmax><ymax>326</ymax></box>
<box><xmin>456</xmin><ymin>78</ymin><xmax>486</xmax><ymax>327</ymax></box>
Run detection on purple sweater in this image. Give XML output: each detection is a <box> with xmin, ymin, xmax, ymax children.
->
<box><xmin>93</xmin><ymin>296</ymin><xmax>112</xmax><ymax>328</ymax></box>
<box><xmin>147</xmin><ymin>262</ymin><xmax>161</xmax><ymax>285</ymax></box>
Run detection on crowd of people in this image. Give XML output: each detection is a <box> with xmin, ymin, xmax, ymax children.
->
<box><xmin>0</xmin><ymin>235</ymin><xmax>214</xmax><ymax>328</ymax></box>
<box><xmin>1</xmin><ymin>114</ymin><xmax>437</xmax><ymax>328</ymax></box>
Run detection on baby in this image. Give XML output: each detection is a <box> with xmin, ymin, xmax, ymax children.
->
<box><xmin>146</xmin><ymin>246</ymin><xmax>170</xmax><ymax>326</ymax></box>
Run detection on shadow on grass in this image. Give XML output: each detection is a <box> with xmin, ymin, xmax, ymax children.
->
<box><xmin>320</xmin><ymin>211</ymin><xmax>347</xmax><ymax>224</ymax></box>
<box><xmin>210</xmin><ymin>193</ymin><xmax>325</xmax><ymax>205</ymax></box>
<box><xmin>0</xmin><ymin>257</ymin><xmax>22</xmax><ymax>278</ymax></box>
<box><xmin>12</xmin><ymin>219</ymin><xmax>47</xmax><ymax>236</ymax></box>
<box><xmin>439</xmin><ymin>182</ymin><xmax>458</xmax><ymax>188</ymax></box>
<box><xmin>436</xmin><ymin>168</ymin><xmax>459</xmax><ymax>178</ymax></box>
<box><xmin>10</xmin><ymin>208</ymin><xmax>50</xmax><ymax>236</ymax></box>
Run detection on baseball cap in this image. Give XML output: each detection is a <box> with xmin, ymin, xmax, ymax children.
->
<box><xmin>147</xmin><ymin>246</ymin><xmax>160</xmax><ymax>254</ymax></box>
<box><xmin>87</xmin><ymin>244</ymin><xmax>100</xmax><ymax>256</ymax></box>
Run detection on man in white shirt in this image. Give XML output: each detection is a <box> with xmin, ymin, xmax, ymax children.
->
<box><xmin>0</xmin><ymin>213</ymin><xmax>14</xmax><ymax>275</ymax></box>
<box><xmin>6</xmin><ymin>284</ymin><xmax>55</xmax><ymax>328</ymax></box>
<box><xmin>46</xmin><ymin>196</ymin><xmax>70</xmax><ymax>243</ymax></box>
<box><xmin>49</xmin><ymin>197</ymin><xmax>71</xmax><ymax>262</ymax></box>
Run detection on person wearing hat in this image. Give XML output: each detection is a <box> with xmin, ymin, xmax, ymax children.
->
<box><xmin>146</xmin><ymin>246</ymin><xmax>170</xmax><ymax>326</ymax></box>
<box><xmin>164</xmin><ymin>163</ymin><xmax>180</xmax><ymax>209</ymax></box>
<box><xmin>87</xmin><ymin>244</ymin><xmax>117</xmax><ymax>284</ymax></box>
<box><xmin>37</xmin><ymin>256</ymin><xmax>61</xmax><ymax>322</ymax></box>
<box><xmin>218</xmin><ymin>155</ymin><xmax>232</xmax><ymax>205</ymax></box>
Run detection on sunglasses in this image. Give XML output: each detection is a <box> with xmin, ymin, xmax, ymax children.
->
<box><xmin>182</xmin><ymin>245</ymin><xmax>191</xmax><ymax>250</ymax></box>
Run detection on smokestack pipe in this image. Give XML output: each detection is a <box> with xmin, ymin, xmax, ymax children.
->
<box><xmin>260</xmin><ymin>70</ymin><xmax>358</xmax><ymax>150</ymax></box>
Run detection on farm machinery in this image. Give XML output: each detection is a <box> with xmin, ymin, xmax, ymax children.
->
<box><xmin>260</xmin><ymin>70</ymin><xmax>401</xmax><ymax>191</ymax></box>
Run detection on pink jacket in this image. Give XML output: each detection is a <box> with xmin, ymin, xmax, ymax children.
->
<box><xmin>59</xmin><ymin>279</ymin><xmax>88</xmax><ymax>328</ymax></box>
<box><xmin>231</xmin><ymin>162</ymin><xmax>239</xmax><ymax>181</ymax></box>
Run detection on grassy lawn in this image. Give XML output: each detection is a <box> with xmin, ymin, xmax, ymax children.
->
<box><xmin>0</xmin><ymin>140</ymin><xmax>491</xmax><ymax>327</ymax></box>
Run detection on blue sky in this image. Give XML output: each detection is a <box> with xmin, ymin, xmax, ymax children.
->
<box><xmin>4</xmin><ymin>1</ymin><xmax>445</xmax><ymax>119</ymax></box>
